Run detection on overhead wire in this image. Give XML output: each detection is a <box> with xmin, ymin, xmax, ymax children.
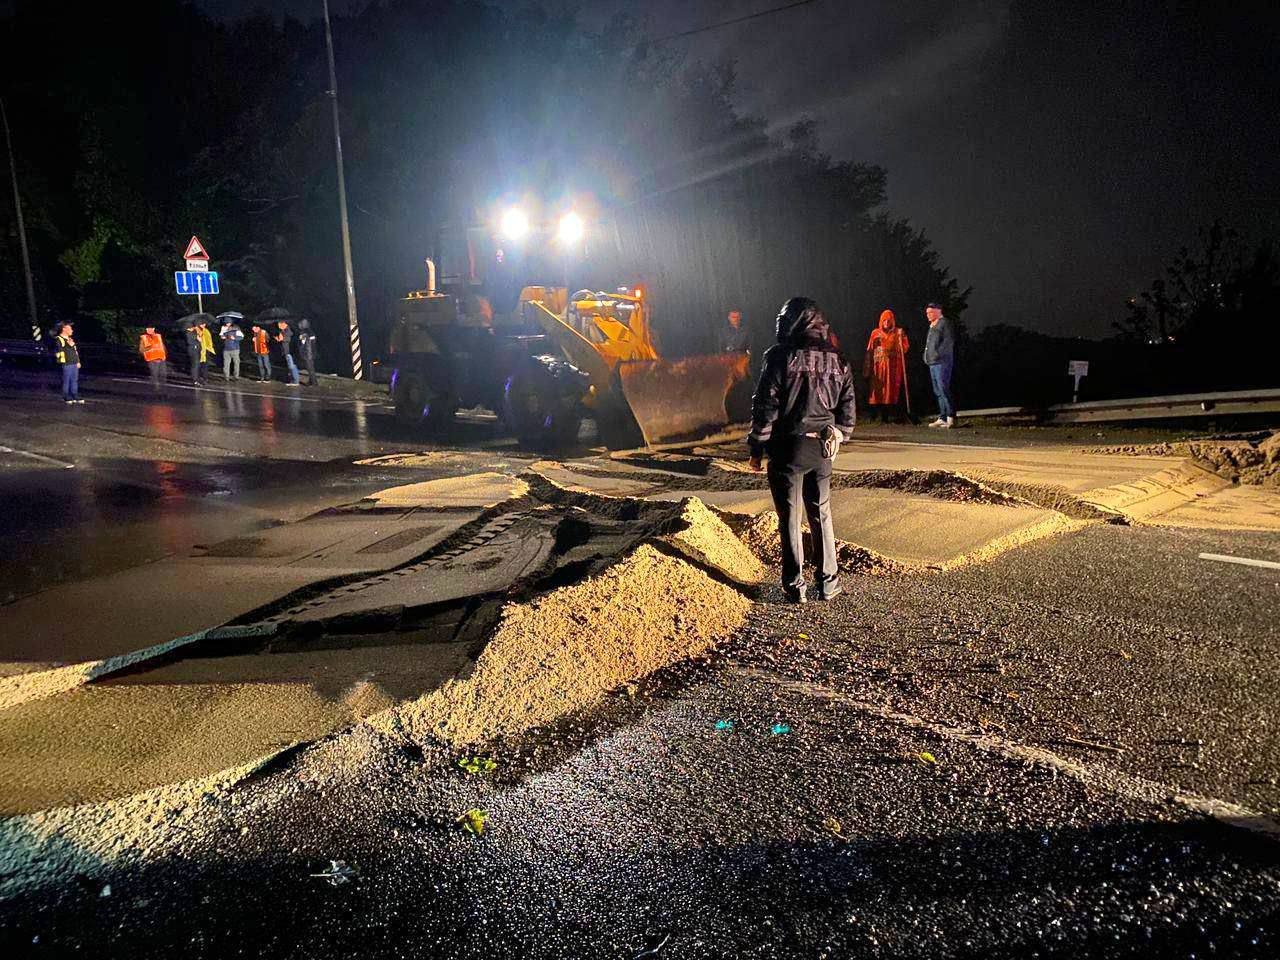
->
<box><xmin>644</xmin><ymin>0</ymin><xmax>823</xmax><ymax>47</ymax></box>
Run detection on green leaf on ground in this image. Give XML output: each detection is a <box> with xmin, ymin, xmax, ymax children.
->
<box><xmin>458</xmin><ymin>755</ymin><xmax>497</xmax><ymax>776</ymax></box>
<box><xmin>456</xmin><ymin>808</ymin><xmax>488</xmax><ymax>836</ymax></box>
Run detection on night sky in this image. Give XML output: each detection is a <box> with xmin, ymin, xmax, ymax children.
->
<box><xmin>202</xmin><ymin>1</ymin><xmax>1280</xmax><ymax>339</ymax></box>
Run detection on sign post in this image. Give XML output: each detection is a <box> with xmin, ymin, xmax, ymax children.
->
<box><xmin>1067</xmin><ymin>360</ymin><xmax>1089</xmax><ymax>403</ymax></box>
<box><xmin>181</xmin><ymin>236</ymin><xmax>211</xmax><ymax>312</ymax></box>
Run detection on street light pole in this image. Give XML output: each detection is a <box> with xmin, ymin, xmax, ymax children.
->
<box><xmin>1</xmin><ymin>96</ymin><xmax>39</xmax><ymax>341</ymax></box>
<box><xmin>322</xmin><ymin>0</ymin><xmax>363</xmax><ymax>379</ymax></box>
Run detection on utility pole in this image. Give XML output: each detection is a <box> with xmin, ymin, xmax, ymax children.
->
<box><xmin>322</xmin><ymin>0</ymin><xmax>363</xmax><ymax>379</ymax></box>
<box><xmin>1</xmin><ymin>96</ymin><xmax>39</xmax><ymax>341</ymax></box>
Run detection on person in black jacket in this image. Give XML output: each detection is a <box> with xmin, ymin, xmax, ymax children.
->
<box><xmin>747</xmin><ymin>297</ymin><xmax>856</xmax><ymax>603</ymax></box>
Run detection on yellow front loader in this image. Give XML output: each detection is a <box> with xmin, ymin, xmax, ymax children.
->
<box><xmin>517</xmin><ymin>286</ymin><xmax>750</xmax><ymax>448</ymax></box>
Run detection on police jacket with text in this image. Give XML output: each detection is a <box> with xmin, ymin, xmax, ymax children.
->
<box><xmin>747</xmin><ymin>299</ymin><xmax>856</xmax><ymax>457</ymax></box>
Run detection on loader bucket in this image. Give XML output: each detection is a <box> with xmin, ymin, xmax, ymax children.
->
<box><xmin>617</xmin><ymin>351</ymin><xmax>750</xmax><ymax>447</ymax></box>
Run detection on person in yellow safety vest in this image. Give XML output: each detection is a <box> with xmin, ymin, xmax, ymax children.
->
<box><xmin>53</xmin><ymin>322</ymin><xmax>84</xmax><ymax>404</ymax></box>
<box><xmin>196</xmin><ymin>321</ymin><xmax>215</xmax><ymax>385</ymax></box>
<box><xmin>138</xmin><ymin>326</ymin><xmax>168</xmax><ymax>393</ymax></box>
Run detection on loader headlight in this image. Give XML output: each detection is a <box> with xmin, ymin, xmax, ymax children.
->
<box><xmin>500</xmin><ymin>207</ymin><xmax>530</xmax><ymax>241</ymax></box>
<box><xmin>557</xmin><ymin>212</ymin><xmax>585</xmax><ymax>246</ymax></box>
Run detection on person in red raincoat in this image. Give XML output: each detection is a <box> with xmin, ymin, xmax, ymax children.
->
<box><xmin>863</xmin><ymin>309</ymin><xmax>910</xmax><ymax>422</ymax></box>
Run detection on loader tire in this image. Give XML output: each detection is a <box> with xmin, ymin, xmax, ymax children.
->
<box><xmin>393</xmin><ymin>371</ymin><xmax>456</xmax><ymax>434</ymax></box>
<box><xmin>503</xmin><ymin>363</ymin><xmax>582</xmax><ymax>452</ymax></box>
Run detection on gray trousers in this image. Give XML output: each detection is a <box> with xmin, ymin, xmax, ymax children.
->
<box><xmin>223</xmin><ymin>350</ymin><xmax>241</xmax><ymax>379</ymax></box>
<box><xmin>147</xmin><ymin>359</ymin><xmax>168</xmax><ymax>391</ymax></box>
<box><xmin>766</xmin><ymin>436</ymin><xmax>837</xmax><ymax>592</ymax></box>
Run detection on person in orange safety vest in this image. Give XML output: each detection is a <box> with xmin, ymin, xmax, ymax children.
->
<box><xmin>138</xmin><ymin>326</ymin><xmax>168</xmax><ymax>393</ymax></box>
<box><xmin>250</xmin><ymin>324</ymin><xmax>272</xmax><ymax>382</ymax></box>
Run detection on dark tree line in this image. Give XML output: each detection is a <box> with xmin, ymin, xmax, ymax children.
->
<box><xmin>0</xmin><ymin>0</ymin><xmax>964</xmax><ymax>383</ymax></box>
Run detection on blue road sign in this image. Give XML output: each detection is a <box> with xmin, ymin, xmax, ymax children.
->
<box><xmin>175</xmin><ymin>271</ymin><xmax>220</xmax><ymax>296</ymax></box>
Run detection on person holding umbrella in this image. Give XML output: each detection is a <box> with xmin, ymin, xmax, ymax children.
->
<box><xmin>179</xmin><ymin>312</ymin><xmax>216</xmax><ymax>386</ymax></box>
<box><xmin>297</xmin><ymin>318</ymin><xmax>319</xmax><ymax>386</ymax></box>
<box><xmin>273</xmin><ymin>320</ymin><xmax>300</xmax><ymax>387</ymax></box>
<box><xmin>183</xmin><ymin>317</ymin><xmax>203</xmax><ymax>386</ymax></box>
<box><xmin>218</xmin><ymin>312</ymin><xmax>245</xmax><ymax>381</ymax></box>
<box><xmin>257</xmin><ymin>308</ymin><xmax>296</xmax><ymax>385</ymax></box>
<box><xmin>197</xmin><ymin>319</ymin><xmax>216</xmax><ymax>384</ymax></box>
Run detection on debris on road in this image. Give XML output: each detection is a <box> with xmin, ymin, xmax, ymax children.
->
<box><xmin>457</xmin><ymin>755</ymin><xmax>497</xmax><ymax>776</ymax></box>
<box><xmin>769</xmin><ymin>723</ymin><xmax>791</xmax><ymax>737</ymax></box>
<box><xmin>821</xmin><ymin>816</ymin><xmax>846</xmax><ymax>839</ymax></box>
<box><xmin>714</xmin><ymin>719</ymin><xmax>734</xmax><ymax>732</ymax></box>
<box><xmin>918</xmin><ymin>751</ymin><xmax>938</xmax><ymax>765</ymax></box>
<box><xmin>310</xmin><ymin>861</ymin><xmax>357</xmax><ymax>886</ymax></box>
<box><xmin>375</xmin><ymin>498</ymin><xmax>753</xmax><ymax>747</ymax></box>
<box><xmin>456</xmin><ymin>809</ymin><xmax>488</xmax><ymax>836</ymax></box>
<box><xmin>633</xmin><ymin>932</ymin><xmax>672</xmax><ymax>958</ymax></box>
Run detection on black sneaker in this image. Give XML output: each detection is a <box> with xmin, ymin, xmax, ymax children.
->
<box><xmin>783</xmin><ymin>586</ymin><xmax>808</xmax><ymax>605</ymax></box>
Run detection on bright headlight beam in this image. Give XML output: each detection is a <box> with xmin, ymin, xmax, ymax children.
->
<box><xmin>557</xmin><ymin>212</ymin><xmax>585</xmax><ymax>245</ymax></box>
<box><xmin>500</xmin><ymin>207</ymin><xmax>530</xmax><ymax>241</ymax></box>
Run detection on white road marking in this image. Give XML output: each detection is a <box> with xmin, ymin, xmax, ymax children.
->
<box><xmin>737</xmin><ymin>667</ymin><xmax>1280</xmax><ymax>842</ymax></box>
<box><xmin>1199</xmin><ymin>552</ymin><xmax>1280</xmax><ymax>572</ymax></box>
<box><xmin>106</xmin><ymin>377</ymin><xmax>382</xmax><ymax>406</ymax></box>
<box><xmin>0</xmin><ymin>445</ymin><xmax>75</xmax><ymax>469</ymax></box>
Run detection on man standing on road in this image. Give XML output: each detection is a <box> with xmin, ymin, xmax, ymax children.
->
<box><xmin>197</xmin><ymin>321</ymin><xmax>216</xmax><ymax>385</ymax></box>
<box><xmin>184</xmin><ymin>323</ymin><xmax>202</xmax><ymax>386</ymax></box>
<box><xmin>296</xmin><ymin>318</ymin><xmax>319</xmax><ymax>386</ymax></box>
<box><xmin>53</xmin><ymin>323</ymin><xmax>83</xmax><ymax>404</ymax></box>
<box><xmin>922</xmin><ymin>302</ymin><xmax>956</xmax><ymax>428</ymax></box>
<box><xmin>251</xmin><ymin>324</ymin><xmax>271</xmax><ymax>382</ymax></box>
<box><xmin>138</xmin><ymin>325</ymin><xmax>167</xmax><ymax>393</ymax></box>
<box><xmin>718</xmin><ymin>309</ymin><xmax>748</xmax><ymax>354</ymax></box>
<box><xmin>219</xmin><ymin>317</ymin><xmax>244</xmax><ymax>381</ymax></box>
<box><xmin>747</xmin><ymin>297</ymin><xmax>856</xmax><ymax>604</ymax></box>
<box><xmin>273</xmin><ymin>320</ymin><xmax>300</xmax><ymax>387</ymax></box>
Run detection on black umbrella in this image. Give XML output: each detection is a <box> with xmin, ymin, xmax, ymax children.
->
<box><xmin>177</xmin><ymin>312</ymin><xmax>216</xmax><ymax>329</ymax></box>
<box><xmin>257</xmin><ymin>307</ymin><xmax>294</xmax><ymax>323</ymax></box>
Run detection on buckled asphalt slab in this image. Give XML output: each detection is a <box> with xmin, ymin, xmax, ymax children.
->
<box><xmin>0</xmin><ymin>473</ymin><xmax>531</xmax><ymax>708</ymax></box>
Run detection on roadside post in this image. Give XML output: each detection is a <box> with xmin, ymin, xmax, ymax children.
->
<box><xmin>175</xmin><ymin>236</ymin><xmax>217</xmax><ymax>312</ymax></box>
<box><xmin>1068</xmin><ymin>359</ymin><xmax>1089</xmax><ymax>403</ymax></box>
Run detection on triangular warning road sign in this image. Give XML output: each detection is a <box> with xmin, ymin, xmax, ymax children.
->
<box><xmin>184</xmin><ymin>236</ymin><xmax>209</xmax><ymax>260</ymax></box>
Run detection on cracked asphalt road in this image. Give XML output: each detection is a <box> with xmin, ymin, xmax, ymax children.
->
<box><xmin>4</xmin><ymin>522</ymin><xmax>1279</xmax><ymax>958</ymax></box>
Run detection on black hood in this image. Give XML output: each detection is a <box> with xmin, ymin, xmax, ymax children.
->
<box><xmin>774</xmin><ymin>297</ymin><xmax>830</xmax><ymax>346</ymax></box>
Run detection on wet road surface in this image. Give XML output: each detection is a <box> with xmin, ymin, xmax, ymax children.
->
<box><xmin>3</xmin><ymin>523</ymin><xmax>1278</xmax><ymax>958</ymax></box>
<box><xmin>0</xmin><ymin>369</ymin><xmax>520</xmax><ymax>602</ymax></box>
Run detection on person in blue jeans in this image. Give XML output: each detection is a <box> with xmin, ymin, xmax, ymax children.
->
<box><xmin>273</xmin><ymin>320</ymin><xmax>301</xmax><ymax>386</ymax></box>
<box><xmin>922</xmin><ymin>302</ymin><xmax>955</xmax><ymax>428</ymax></box>
<box><xmin>53</xmin><ymin>323</ymin><xmax>84</xmax><ymax>404</ymax></box>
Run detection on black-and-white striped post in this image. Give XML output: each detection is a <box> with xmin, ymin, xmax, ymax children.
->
<box><xmin>349</xmin><ymin>313</ymin><xmax>363</xmax><ymax>381</ymax></box>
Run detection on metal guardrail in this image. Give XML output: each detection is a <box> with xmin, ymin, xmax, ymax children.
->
<box><xmin>960</xmin><ymin>388</ymin><xmax>1280</xmax><ymax>423</ymax></box>
<box><xmin>0</xmin><ymin>337</ymin><xmax>148</xmax><ymax>374</ymax></box>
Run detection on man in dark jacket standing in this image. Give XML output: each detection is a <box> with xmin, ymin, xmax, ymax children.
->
<box><xmin>296</xmin><ymin>318</ymin><xmax>319</xmax><ymax>386</ymax></box>
<box><xmin>273</xmin><ymin>320</ymin><xmax>300</xmax><ymax>387</ymax></box>
<box><xmin>748</xmin><ymin>297</ymin><xmax>856</xmax><ymax>603</ymax></box>
<box><xmin>922</xmin><ymin>302</ymin><xmax>956</xmax><ymax>428</ymax></box>
<box><xmin>184</xmin><ymin>323</ymin><xmax>203</xmax><ymax>386</ymax></box>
